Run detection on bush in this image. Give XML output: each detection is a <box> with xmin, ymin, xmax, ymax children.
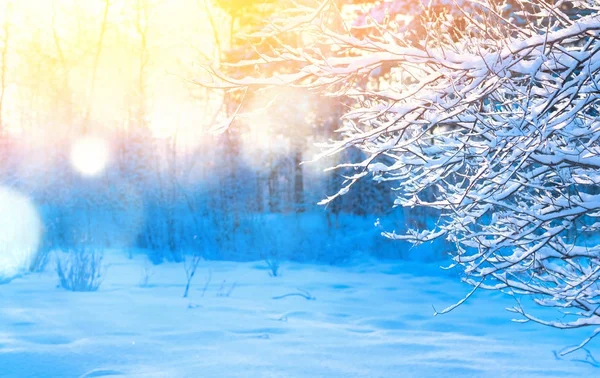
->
<box><xmin>264</xmin><ymin>257</ymin><xmax>281</xmax><ymax>277</ymax></box>
<box><xmin>29</xmin><ymin>248</ymin><xmax>51</xmax><ymax>273</ymax></box>
<box><xmin>55</xmin><ymin>248</ymin><xmax>104</xmax><ymax>292</ymax></box>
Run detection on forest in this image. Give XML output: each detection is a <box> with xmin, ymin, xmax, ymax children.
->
<box><xmin>0</xmin><ymin>0</ymin><xmax>425</xmax><ymax>268</ymax></box>
<box><xmin>1</xmin><ymin>1</ymin><xmax>600</xmax><ymax>377</ymax></box>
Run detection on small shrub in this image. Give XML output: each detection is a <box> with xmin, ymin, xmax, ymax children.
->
<box><xmin>183</xmin><ymin>253</ymin><xmax>202</xmax><ymax>298</ymax></box>
<box><xmin>199</xmin><ymin>269</ymin><xmax>212</xmax><ymax>298</ymax></box>
<box><xmin>56</xmin><ymin>248</ymin><xmax>104</xmax><ymax>292</ymax></box>
<box><xmin>29</xmin><ymin>248</ymin><xmax>51</xmax><ymax>273</ymax></box>
<box><xmin>265</xmin><ymin>258</ymin><xmax>281</xmax><ymax>277</ymax></box>
<box><xmin>216</xmin><ymin>280</ymin><xmax>236</xmax><ymax>297</ymax></box>
<box><xmin>139</xmin><ymin>264</ymin><xmax>154</xmax><ymax>288</ymax></box>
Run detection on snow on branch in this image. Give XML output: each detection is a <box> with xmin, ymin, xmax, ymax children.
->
<box><xmin>198</xmin><ymin>0</ymin><xmax>600</xmax><ymax>353</ymax></box>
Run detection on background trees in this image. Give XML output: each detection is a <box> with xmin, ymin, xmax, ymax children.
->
<box><xmin>0</xmin><ymin>0</ymin><xmax>405</xmax><ymax>269</ymax></box>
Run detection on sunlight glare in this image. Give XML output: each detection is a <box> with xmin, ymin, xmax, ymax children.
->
<box><xmin>0</xmin><ymin>187</ymin><xmax>42</xmax><ymax>282</ymax></box>
<box><xmin>238</xmin><ymin>88</ymin><xmax>315</xmax><ymax>168</ymax></box>
<box><xmin>147</xmin><ymin>101</ymin><xmax>209</xmax><ymax>151</ymax></box>
<box><xmin>70</xmin><ymin>136</ymin><xmax>111</xmax><ymax>176</ymax></box>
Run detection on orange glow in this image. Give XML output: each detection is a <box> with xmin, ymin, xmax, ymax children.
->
<box><xmin>0</xmin><ymin>0</ymin><xmax>319</xmax><ymax>170</ymax></box>
<box><xmin>0</xmin><ymin>0</ymin><xmax>221</xmax><ymax>149</ymax></box>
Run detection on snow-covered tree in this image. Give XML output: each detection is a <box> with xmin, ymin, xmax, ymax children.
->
<box><xmin>198</xmin><ymin>0</ymin><xmax>600</xmax><ymax>353</ymax></box>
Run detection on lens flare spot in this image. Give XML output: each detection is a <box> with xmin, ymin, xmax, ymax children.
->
<box><xmin>70</xmin><ymin>136</ymin><xmax>110</xmax><ymax>176</ymax></box>
<box><xmin>0</xmin><ymin>187</ymin><xmax>42</xmax><ymax>282</ymax></box>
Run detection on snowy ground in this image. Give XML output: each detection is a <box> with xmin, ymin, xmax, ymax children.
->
<box><xmin>0</xmin><ymin>253</ymin><xmax>598</xmax><ymax>378</ymax></box>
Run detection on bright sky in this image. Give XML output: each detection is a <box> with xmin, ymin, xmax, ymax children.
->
<box><xmin>0</xmin><ymin>0</ymin><xmax>323</xmax><ymax>177</ymax></box>
<box><xmin>0</xmin><ymin>0</ymin><xmax>223</xmax><ymax>143</ymax></box>
<box><xmin>0</xmin><ymin>0</ymin><xmax>238</xmax><ymax>176</ymax></box>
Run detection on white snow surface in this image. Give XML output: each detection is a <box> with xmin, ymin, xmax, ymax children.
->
<box><xmin>0</xmin><ymin>252</ymin><xmax>598</xmax><ymax>378</ymax></box>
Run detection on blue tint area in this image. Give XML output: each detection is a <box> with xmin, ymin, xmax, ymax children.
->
<box><xmin>0</xmin><ymin>254</ymin><xmax>597</xmax><ymax>377</ymax></box>
<box><xmin>0</xmin><ymin>133</ymin><xmax>596</xmax><ymax>377</ymax></box>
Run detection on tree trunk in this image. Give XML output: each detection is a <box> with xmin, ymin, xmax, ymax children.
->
<box><xmin>293</xmin><ymin>149</ymin><xmax>304</xmax><ymax>213</ymax></box>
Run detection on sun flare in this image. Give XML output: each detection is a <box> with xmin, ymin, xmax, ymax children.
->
<box><xmin>0</xmin><ymin>187</ymin><xmax>41</xmax><ymax>281</ymax></box>
<box><xmin>70</xmin><ymin>136</ymin><xmax>111</xmax><ymax>177</ymax></box>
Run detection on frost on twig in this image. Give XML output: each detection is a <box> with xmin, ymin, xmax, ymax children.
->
<box><xmin>554</xmin><ymin>347</ymin><xmax>600</xmax><ymax>367</ymax></box>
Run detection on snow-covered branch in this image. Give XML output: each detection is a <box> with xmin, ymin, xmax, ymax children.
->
<box><xmin>198</xmin><ymin>0</ymin><xmax>600</xmax><ymax>352</ymax></box>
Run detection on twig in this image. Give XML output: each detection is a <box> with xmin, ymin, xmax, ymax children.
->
<box><xmin>272</xmin><ymin>288</ymin><xmax>315</xmax><ymax>300</ymax></box>
<box><xmin>200</xmin><ymin>269</ymin><xmax>212</xmax><ymax>298</ymax></box>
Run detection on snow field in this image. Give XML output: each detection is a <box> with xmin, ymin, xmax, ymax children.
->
<box><xmin>0</xmin><ymin>253</ymin><xmax>597</xmax><ymax>377</ymax></box>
